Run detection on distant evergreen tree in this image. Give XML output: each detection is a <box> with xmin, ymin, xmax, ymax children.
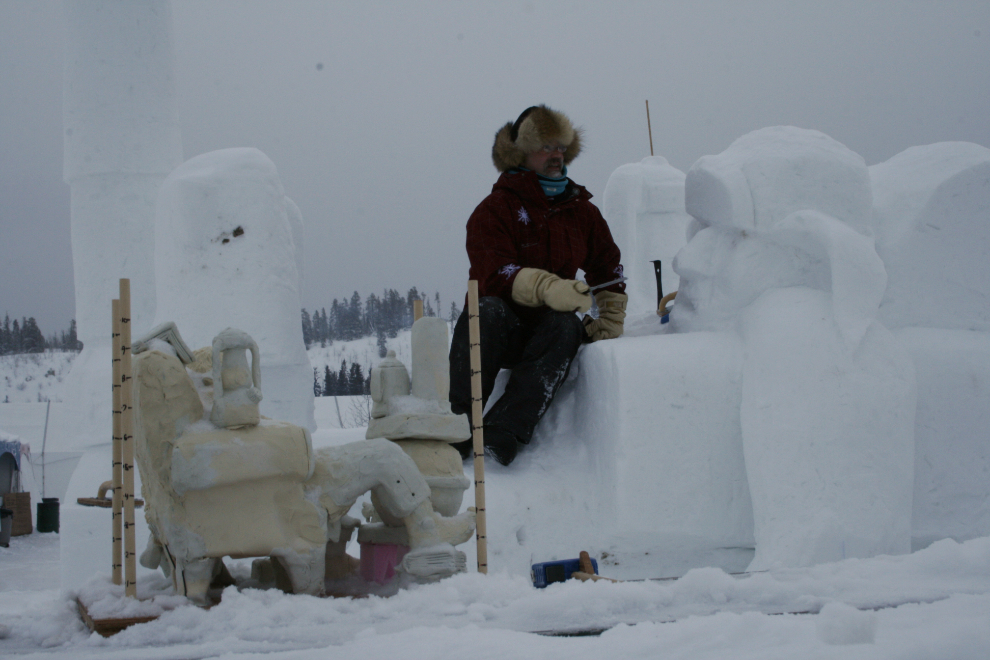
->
<box><xmin>313</xmin><ymin>367</ymin><xmax>322</xmax><ymax>397</ymax></box>
<box><xmin>337</xmin><ymin>360</ymin><xmax>349</xmax><ymax>394</ymax></box>
<box><xmin>329</xmin><ymin>299</ymin><xmax>341</xmax><ymax>342</ymax></box>
<box><xmin>22</xmin><ymin>317</ymin><xmax>44</xmax><ymax>353</ymax></box>
<box><xmin>11</xmin><ymin>319</ymin><xmax>21</xmax><ymax>354</ymax></box>
<box><xmin>348</xmin><ymin>361</ymin><xmax>366</xmax><ymax>395</ymax></box>
<box><xmin>376</xmin><ymin>328</ymin><xmax>388</xmax><ymax>358</ymax></box>
<box><xmin>346</xmin><ymin>291</ymin><xmax>362</xmax><ymax>340</ymax></box>
<box><xmin>317</xmin><ymin>308</ymin><xmax>329</xmax><ymax>347</ymax></box>
<box><xmin>323</xmin><ymin>365</ymin><xmax>337</xmax><ymax>396</ymax></box>
<box><xmin>301</xmin><ymin>309</ymin><xmax>314</xmax><ymax>348</ymax></box>
<box><xmin>0</xmin><ymin>315</ymin><xmax>10</xmax><ymax>355</ymax></box>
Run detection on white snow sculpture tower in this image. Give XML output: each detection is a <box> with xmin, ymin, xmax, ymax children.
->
<box><xmin>62</xmin><ymin>0</ymin><xmax>183</xmax><ymax>446</ymax></box>
<box><xmin>603</xmin><ymin>156</ymin><xmax>691</xmax><ymax>317</ymax></box>
<box><xmin>153</xmin><ymin>148</ymin><xmax>316</xmax><ymax>431</ymax></box>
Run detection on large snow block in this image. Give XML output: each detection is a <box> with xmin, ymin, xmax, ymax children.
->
<box><xmin>897</xmin><ymin>328</ymin><xmax>990</xmax><ymax>547</ymax></box>
<box><xmin>541</xmin><ymin>332</ymin><xmax>753</xmax><ymax>546</ymax></box>
<box><xmin>740</xmin><ymin>288</ymin><xmax>916</xmax><ymax>571</ymax></box>
<box><xmin>870</xmin><ymin>142</ymin><xmax>990</xmax><ymax>332</ymax></box>
<box><xmin>154</xmin><ymin>148</ymin><xmax>314</xmax><ymax>431</ymax></box>
<box><xmin>603</xmin><ymin>156</ymin><xmax>691</xmax><ymax>316</ymax></box>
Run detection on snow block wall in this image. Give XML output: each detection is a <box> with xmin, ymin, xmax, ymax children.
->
<box><xmin>603</xmin><ymin>156</ymin><xmax>692</xmax><ymax>317</ymax></box>
<box><xmin>870</xmin><ymin>142</ymin><xmax>990</xmax><ymax>547</ymax></box>
<box><xmin>59</xmin><ymin>0</ymin><xmax>183</xmax><ymax>449</ymax></box>
<box><xmin>154</xmin><ymin>148</ymin><xmax>315</xmax><ymax>431</ymax></box>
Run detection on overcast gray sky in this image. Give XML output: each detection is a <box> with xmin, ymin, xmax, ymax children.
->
<box><xmin>2</xmin><ymin>0</ymin><xmax>988</xmax><ymax>335</ymax></box>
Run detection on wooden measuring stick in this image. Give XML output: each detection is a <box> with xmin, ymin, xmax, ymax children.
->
<box><xmin>119</xmin><ymin>279</ymin><xmax>137</xmax><ymax>597</ymax></box>
<box><xmin>111</xmin><ymin>299</ymin><xmax>123</xmax><ymax>586</ymax></box>
<box><xmin>413</xmin><ymin>299</ymin><xmax>423</xmax><ymax>322</ymax></box>
<box><xmin>467</xmin><ymin>281</ymin><xmax>488</xmax><ymax>574</ymax></box>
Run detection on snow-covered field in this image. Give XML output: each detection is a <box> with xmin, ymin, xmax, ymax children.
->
<box><xmin>0</xmin><ymin>352</ymin><xmax>77</xmax><ymax>404</ymax></box>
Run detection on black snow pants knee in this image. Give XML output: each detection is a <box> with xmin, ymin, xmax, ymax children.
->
<box><xmin>448</xmin><ymin>296</ymin><xmax>585</xmax><ymax>444</ymax></box>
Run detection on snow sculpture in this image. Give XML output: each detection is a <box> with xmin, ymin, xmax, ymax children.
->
<box><xmin>362</xmin><ymin>318</ymin><xmax>472</xmax><ymax>570</ymax></box>
<box><xmin>209</xmin><ymin>328</ymin><xmax>262</xmax><ymax>428</ymax></box>
<box><xmin>603</xmin><ymin>156</ymin><xmax>692</xmax><ymax>317</ymax></box>
<box><xmin>870</xmin><ymin>142</ymin><xmax>990</xmax><ymax>546</ymax></box>
<box><xmin>674</xmin><ymin>126</ymin><xmax>916</xmax><ymax>570</ymax></box>
<box><xmin>60</xmin><ymin>0</ymin><xmax>183</xmax><ymax>447</ymax></box>
<box><xmin>154</xmin><ymin>148</ymin><xmax>315</xmax><ymax>431</ymax></box>
<box><xmin>133</xmin><ymin>327</ymin><xmax>474</xmax><ymax>603</ymax></box>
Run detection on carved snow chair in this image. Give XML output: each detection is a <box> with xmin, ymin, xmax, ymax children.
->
<box><xmin>132</xmin><ymin>328</ymin><xmax>329</xmax><ymax>602</ymax></box>
<box><xmin>133</xmin><ymin>325</ymin><xmax>475</xmax><ymax>604</ymax></box>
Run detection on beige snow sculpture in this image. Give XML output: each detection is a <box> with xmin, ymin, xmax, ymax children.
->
<box><xmin>209</xmin><ymin>328</ymin><xmax>262</xmax><ymax>428</ymax></box>
<box><xmin>133</xmin><ymin>327</ymin><xmax>474</xmax><ymax>604</ymax></box>
<box><xmin>362</xmin><ymin>318</ymin><xmax>473</xmax><ymax>568</ymax></box>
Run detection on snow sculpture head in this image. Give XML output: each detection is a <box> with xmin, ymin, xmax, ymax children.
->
<box><xmin>673</xmin><ymin>126</ymin><xmax>885</xmax><ymax>349</ymax></box>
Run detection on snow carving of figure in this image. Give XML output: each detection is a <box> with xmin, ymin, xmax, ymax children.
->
<box><xmin>673</xmin><ymin>126</ymin><xmax>916</xmax><ymax>571</ymax></box>
<box><xmin>132</xmin><ymin>327</ymin><xmax>474</xmax><ymax>604</ymax></box>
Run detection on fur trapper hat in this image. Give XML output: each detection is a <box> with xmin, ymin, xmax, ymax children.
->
<box><xmin>491</xmin><ymin>105</ymin><xmax>583</xmax><ymax>173</ymax></box>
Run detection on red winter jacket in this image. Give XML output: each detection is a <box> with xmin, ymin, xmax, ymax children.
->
<box><xmin>466</xmin><ymin>169</ymin><xmax>625</xmax><ymax>323</ymax></box>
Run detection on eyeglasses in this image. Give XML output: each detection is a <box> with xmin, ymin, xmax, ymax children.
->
<box><xmin>540</xmin><ymin>144</ymin><xmax>567</xmax><ymax>154</ymax></box>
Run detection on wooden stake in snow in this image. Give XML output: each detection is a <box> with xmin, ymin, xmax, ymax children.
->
<box><xmin>467</xmin><ymin>281</ymin><xmax>488</xmax><ymax>574</ymax></box>
<box><xmin>118</xmin><ymin>279</ymin><xmax>137</xmax><ymax>597</ymax></box>
<box><xmin>646</xmin><ymin>100</ymin><xmax>654</xmax><ymax>156</ymax></box>
<box><xmin>413</xmin><ymin>298</ymin><xmax>424</xmax><ymax>322</ymax></box>
<box><xmin>111</xmin><ymin>299</ymin><xmax>123</xmax><ymax>586</ymax></box>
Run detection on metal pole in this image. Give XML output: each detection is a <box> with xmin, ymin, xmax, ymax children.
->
<box><xmin>467</xmin><ymin>281</ymin><xmax>488</xmax><ymax>574</ymax></box>
<box><xmin>40</xmin><ymin>399</ymin><xmax>50</xmax><ymax>498</ymax></box>
<box><xmin>646</xmin><ymin>100</ymin><xmax>654</xmax><ymax>157</ymax></box>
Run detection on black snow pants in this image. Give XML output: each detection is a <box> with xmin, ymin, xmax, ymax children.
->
<box><xmin>448</xmin><ymin>296</ymin><xmax>585</xmax><ymax>443</ymax></box>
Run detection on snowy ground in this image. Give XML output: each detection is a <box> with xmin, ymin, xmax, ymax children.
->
<box><xmin>1</xmin><ymin>530</ymin><xmax>990</xmax><ymax>658</ymax></box>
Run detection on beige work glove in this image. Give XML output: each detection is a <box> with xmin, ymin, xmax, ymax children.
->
<box><xmin>511</xmin><ymin>267</ymin><xmax>592</xmax><ymax>313</ymax></box>
<box><xmin>584</xmin><ymin>290</ymin><xmax>627</xmax><ymax>341</ymax></box>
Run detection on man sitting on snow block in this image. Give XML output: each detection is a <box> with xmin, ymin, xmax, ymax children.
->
<box><xmin>449</xmin><ymin>105</ymin><xmax>627</xmax><ymax>465</ymax></box>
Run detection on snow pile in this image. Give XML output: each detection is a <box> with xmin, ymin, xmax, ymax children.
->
<box><xmin>153</xmin><ymin>148</ymin><xmax>314</xmax><ymax>431</ymax></box>
<box><xmin>4</xmin><ymin>533</ymin><xmax>990</xmax><ymax>657</ymax></box>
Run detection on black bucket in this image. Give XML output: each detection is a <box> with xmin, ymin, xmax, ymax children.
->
<box><xmin>0</xmin><ymin>508</ymin><xmax>12</xmax><ymax>547</ymax></box>
<box><xmin>36</xmin><ymin>497</ymin><xmax>59</xmax><ymax>533</ymax></box>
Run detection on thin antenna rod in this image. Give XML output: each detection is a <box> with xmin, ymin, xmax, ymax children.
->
<box><xmin>646</xmin><ymin>100</ymin><xmax>654</xmax><ymax>156</ymax></box>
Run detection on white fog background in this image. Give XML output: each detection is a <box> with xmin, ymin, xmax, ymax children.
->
<box><xmin>1</xmin><ymin>0</ymin><xmax>988</xmax><ymax>333</ymax></box>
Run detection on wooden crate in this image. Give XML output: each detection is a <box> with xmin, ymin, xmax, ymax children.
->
<box><xmin>3</xmin><ymin>491</ymin><xmax>32</xmax><ymax>536</ymax></box>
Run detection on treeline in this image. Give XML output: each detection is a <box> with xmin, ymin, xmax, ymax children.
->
<box><xmin>313</xmin><ymin>360</ymin><xmax>368</xmax><ymax>397</ymax></box>
<box><xmin>0</xmin><ymin>315</ymin><xmax>81</xmax><ymax>355</ymax></box>
<box><xmin>302</xmin><ymin>287</ymin><xmax>460</xmax><ymax>353</ymax></box>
